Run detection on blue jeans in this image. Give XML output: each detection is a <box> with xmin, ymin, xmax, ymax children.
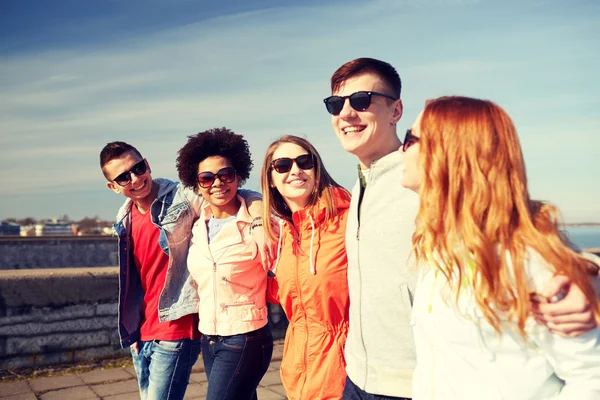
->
<box><xmin>201</xmin><ymin>325</ymin><xmax>273</xmax><ymax>400</ymax></box>
<box><xmin>342</xmin><ymin>376</ymin><xmax>411</xmax><ymax>400</ymax></box>
<box><xmin>130</xmin><ymin>338</ymin><xmax>201</xmax><ymax>400</ymax></box>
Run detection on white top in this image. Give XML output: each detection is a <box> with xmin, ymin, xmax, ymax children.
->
<box><xmin>411</xmin><ymin>250</ymin><xmax>600</xmax><ymax>400</ymax></box>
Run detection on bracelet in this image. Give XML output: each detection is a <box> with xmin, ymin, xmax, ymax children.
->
<box><xmin>250</xmin><ymin>222</ymin><xmax>263</xmax><ymax>230</ymax></box>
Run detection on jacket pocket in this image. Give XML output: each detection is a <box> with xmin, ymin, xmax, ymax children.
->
<box><xmin>240</xmin><ymin>305</ymin><xmax>267</xmax><ymax>322</ymax></box>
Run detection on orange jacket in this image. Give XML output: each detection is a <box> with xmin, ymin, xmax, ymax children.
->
<box><xmin>269</xmin><ymin>187</ymin><xmax>350</xmax><ymax>400</ymax></box>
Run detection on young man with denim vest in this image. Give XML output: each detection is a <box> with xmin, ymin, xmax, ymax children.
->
<box><xmin>100</xmin><ymin>141</ymin><xmax>262</xmax><ymax>400</ymax></box>
<box><xmin>324</xmin><ymin>58</ymin><xmax>599</xmax><ymax>400</ymax></box>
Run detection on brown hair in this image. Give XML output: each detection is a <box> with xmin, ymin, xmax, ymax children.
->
<box><xmin>330</xmin><ymin>57</ymin><xmax>401</xmax><ymax>98</ymax></box>
<box><xmin>99</xmin><ymin>141</ymin><xmax>143</xmax><ymax>180</ymax></box>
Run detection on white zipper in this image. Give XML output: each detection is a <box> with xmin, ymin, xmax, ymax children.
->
<box><xmin>221</xmin><ymin>276</ymin><xmax>254</xmax><ymax>290</ymax></box>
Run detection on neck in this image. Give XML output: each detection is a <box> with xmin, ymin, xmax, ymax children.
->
<box><xmin>285</xmin><ymin>198</ymin><xmax>309</xmax><ymax>213</ymax></box>
<box><xmin>211</xmin><ymin>197</ymin><xmax>241</xmax><ymax>219</ymax></box>
<box><xmin>358</xmin><ymin>136</ymin><xmax>401</xmax><ymax>169</ymax></box>
<box><xmin>133</xmin><ymin>183</ymin><xmax>158</xmax><ymax>214</ymax></box>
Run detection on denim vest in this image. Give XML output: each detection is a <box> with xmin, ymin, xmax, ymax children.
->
<box><xmin>114</xmin><ymin>178</ymin><xmax>202</xmax><ymax>348</ymax></box>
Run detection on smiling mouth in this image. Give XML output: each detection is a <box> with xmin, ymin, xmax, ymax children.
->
<box><xmin>342</xmin><ymin>126</ymin><xmax>366</xmax><ymax>135</ymax></box>
<box><xmin>287</xmin><ymin>179</ymin><xmax>307</xmax><ymax>187</ymax></box>
<box><xmin>131</xmin><ymin>181</ymin><xmax>147</xmax><ymax>192</ymax></box>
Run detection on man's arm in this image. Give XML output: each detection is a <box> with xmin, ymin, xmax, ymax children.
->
<box><xmin>238</xmin><ymin>189</ymin><xmax>262</xmax><ymax>218</ymax></box>
<box><xmin>532</xmin><ymin>253</ymin><xmax>600</xmax><ymax>337</ymax></box>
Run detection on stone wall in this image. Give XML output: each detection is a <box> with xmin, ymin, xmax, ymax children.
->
<box><xmin>0</xmin><ymin>267</ymin><xmax>123</xmax><ymax>370</ymax></box>
<box><xmin>0</xmin><ymin>267</ymin><xmax>288</xmax><ymax>371</ymax></box>
<box><xmin>0</xmin><ymin>236</ymin><xmax>118</xmax><ymax>270</ymax></box>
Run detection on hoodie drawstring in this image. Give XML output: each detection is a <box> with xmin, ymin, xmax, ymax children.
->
<box><xmin>272</xmin><ymin>216</ymin><xmax>316</xmax><ymax>275</ymax></box>
<box><xmin>308</xmin><ymin>215</ymin><xmax>316</xmax><ymax>275</ymax></box>
<box><xmin>272</xmin><ymin>219</ymin><xmax>284</xmax><ymax>274</ymax></box>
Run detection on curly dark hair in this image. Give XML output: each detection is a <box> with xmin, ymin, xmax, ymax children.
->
<box><xmin>176</xmin><ymin>127</ymin><xmax>253</xmax><ymax>189</ymax></box>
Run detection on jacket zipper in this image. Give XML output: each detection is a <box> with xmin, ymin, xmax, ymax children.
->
<box><xmin>213</xmin><ymin>261</ymin><xmax>217</xmax><ymax>333</ymax></box>
<box><xmin>221</xmin><ymin>276</ymin><xmax>254</xmax><ymax>290</ymax></box>
<box><xmin>220</xmin><ymin>300</ymin><xmax>255</xmax><ymax>312</ymax></box>
<box><xmin>357</xmin><ymin>163</ymin><xmax>373</xmax><ymax>387</ymax></box>
<box><xmin>293</xmin><ymin>230</ymin><xmax>309</xmax><ymax>398</ymax></box>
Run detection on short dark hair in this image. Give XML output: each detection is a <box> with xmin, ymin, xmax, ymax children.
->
<box><xmin>330</xmin><ymin>57</ymin><xmax>401</xmax><ymax>99</ymax></box>
<box><xmin>176</xmin><ymin>127</ymin><xmax>253</xmax><ymax>189</ymax></box>
<box><xmin>99</xmin><ymin>141</ymin><xmax>143</xmax><ymax>179</ymax></box>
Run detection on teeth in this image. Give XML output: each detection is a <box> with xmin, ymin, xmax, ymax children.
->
<box><xmin>343</xmin><ymin>126</ymin><xmax>363</xmax><ymax>133</ymax></box>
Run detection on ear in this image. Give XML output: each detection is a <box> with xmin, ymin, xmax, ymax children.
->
<box><xmin>392</xmin><ymin>99</ymin><xmax>404</xmax><ymax>124</ymax></box>
<box><xmin>106</xmin><ymin>181</ymin><xmax>121</xmax><ymax>194</ymax></box>
<box><xmin>145</xmin><ymin>159</ymin><xmax>151</xmax><ymax>175</ymax></box>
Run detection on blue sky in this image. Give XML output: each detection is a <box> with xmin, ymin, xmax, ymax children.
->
<box><xmin>1</xmin><ymin>0</ymin><xmax>598</xmax><ymax>223</ymax></box>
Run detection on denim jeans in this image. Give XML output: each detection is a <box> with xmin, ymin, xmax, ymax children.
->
<box><xmin>342</xmin><ymin>376</ymin><xmax>411</xmax><ymax>400</ymax></box>
<box><xmin>130</xmin><ymin>338</ymin><xmax>201</xmax><ymax>400</ymax></box>
<box><xmin>201</xmin><ymin>325</ymin><xmax>273</xmax><ymax>400</ymax></box>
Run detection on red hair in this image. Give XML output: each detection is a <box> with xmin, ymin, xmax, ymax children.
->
<box><xmin>412</xmin><ymin>96</ymin><xmax>599</xmax><ymax>335</ymax></box>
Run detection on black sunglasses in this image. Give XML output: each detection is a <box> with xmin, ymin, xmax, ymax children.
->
<box><xmin>323</xmin><ymin>91</ymin><xmax>398</xmax><ymax>115</ymax></box>
<box><xmin>271</xmin><ymin>154</ymin><xmax>315</xmax><ymax>174</ymax></box>
<box><xmin>112</xmin><ymin>159</ymin><xmax>147</xmax><ymax>186</ymax></box>
<box><xmin>197</xmin><ymin>167</ymin><xmax>237</xmax><ymax>188</ymax></box>
<box><xmin>402</xmin><ymin>129</ymin><xmax>420</xmax><ymax>152</ymax></box>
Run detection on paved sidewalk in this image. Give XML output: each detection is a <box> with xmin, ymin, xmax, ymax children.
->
<box><xmin>0</xmin><ymin>341</ymin><xmax>286</xmax><ymax>400</ymax></box>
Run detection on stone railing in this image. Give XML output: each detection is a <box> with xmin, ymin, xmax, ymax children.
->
<box><xmin>0</xmin><ymin>267</ymin><xmax>288</xmax><ymax>371</ymax></box>
<box><xmin>0</xmin><ymin>236</ymin><xmax>118</xmax><ymax>270</ymax></box>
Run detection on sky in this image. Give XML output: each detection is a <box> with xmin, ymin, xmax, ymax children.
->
<box><xmin>0</xmin><ymin>0</ymin><xmax>598</xmax><ymax>223</ymax></box>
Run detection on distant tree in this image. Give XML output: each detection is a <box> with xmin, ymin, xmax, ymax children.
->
<box><xmin>17</xmin><ymin>217</ymin><xmax>36</xmax><ymax>226</ymax></box>
<box><xmin>77</xmin><ymin>217</ymin><xmax>100</xmax><ymax>233</ymax></box>
<box><xmin>2</xmin><ymin>218</ymin><xmax>17</xmax><ymax>224</ymax></box>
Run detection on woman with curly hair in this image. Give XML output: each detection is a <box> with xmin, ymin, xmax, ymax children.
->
<box><xmin>260</xmin><ymin>135</ymin><xmax>351</xmax><ymax>400</ymax></box>
<box><xmin>176</xmin><ymin>127</ymin><xmax>275</xmax><ymax>400</ymax></box>
<box><xmin>401</xmin><ymin>96</ymin><xmax>600</xmax><ymax>399</ymax></box>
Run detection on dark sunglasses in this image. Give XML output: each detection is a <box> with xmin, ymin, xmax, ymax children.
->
<box><xmin>112</xmin><ymin>159</ymin><xmax>147</xmax><ymax>186</ymax></box>
<box><xmin>323</xmin><ymin>91</ymin><xmax>398</xmax><ymax>115</ymax></box>
<box><xmin>271</xmin><ymin>154</ymin><xmax>315</xmax><ymax>174</ymax></box>
<box><xmin>197</xmin><ymin>167</ymin><xmax>237</xmax><ymax>188</ymax></box>
<box><xmin>402</xmin><ymin>129</ymin><xmax>420</xmax><ymax>152</ymax></box>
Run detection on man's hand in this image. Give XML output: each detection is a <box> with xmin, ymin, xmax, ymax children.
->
<box><xmin>131</xmin><ymin>342</ymin><xmax>140</xmax><ymax>355</ymax></box>
<box><xmin>532</xmin><ymin>275</ymin><xmax>597</xmax><ymax>337</ymax></box>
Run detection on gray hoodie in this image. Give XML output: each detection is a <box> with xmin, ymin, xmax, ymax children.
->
<box><xmin>344</xmin><ymin>149</ymin><xmax>420</xmax><ymax>397</ymax></box>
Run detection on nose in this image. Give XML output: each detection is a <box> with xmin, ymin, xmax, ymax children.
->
<box><xmin>338</xmin><ymin>97</ymin><xmax>356</xmax><ymax>119</ymax></box>
<box><xmin>130</xmin><ymin>172</ymin><xmax>143</xmax><ymax>185</ymax></box>
<box><xmin>289</xmin><ymin>160</ymin><xmax>302</xmax><ymax>175</ymax></box>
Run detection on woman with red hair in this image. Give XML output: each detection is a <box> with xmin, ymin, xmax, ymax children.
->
<box><xmin>401</xmin><ymin>96</ymin><xmax>600</xmax><ymax>399</ymax></box>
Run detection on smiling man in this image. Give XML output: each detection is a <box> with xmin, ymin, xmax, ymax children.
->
<box><xmin>100</xmin><ymin>141</ymin><xmax>261</xmax><ymax>400</ymax></box>
<box><xmin>325</xmin><ymin>58</ymin><xmax>599</xmax><ymax>400</ymax></box>
<box><xmin>325</xmin><ymin>58</ymin><xmax>420</xmax><ymax>400</ymax></box>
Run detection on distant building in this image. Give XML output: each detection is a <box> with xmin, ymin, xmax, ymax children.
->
<box><xmin>35</xmin><ymin>219</ymin><xmax>75</xmax><ymax>236</ymax></box>
<box><xmin>0</xmin><ymin>222</ymin><xmax>21</xmax><ymax>236</ymax></box>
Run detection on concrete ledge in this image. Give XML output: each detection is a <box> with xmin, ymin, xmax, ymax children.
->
<box><xmin>0</xmin><ymin>267</ymin><xmax>118</xmax><ymax>310</ymax></box>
